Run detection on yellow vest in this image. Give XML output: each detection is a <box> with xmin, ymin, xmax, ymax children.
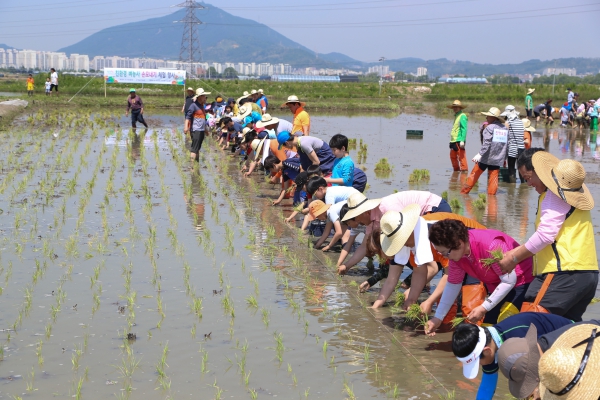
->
<box><xmin>450</xmin><ymin>112</ymin><xmax>467</xmax><ymax>142</ymax></box>
<box><xmin>534</xmin><ymin>191</ymin><xmax>598</xmax><ymax>274</ymax></box>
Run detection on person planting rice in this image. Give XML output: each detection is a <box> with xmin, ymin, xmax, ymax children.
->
<box><xmin>304</xmin><ymin>177</ymin><xmax>358</xmax><ymax>229</ymax></box>
<box><xmin>497</xmin><ymin>322</ymin><xmax>600</xmax><ymax>399</ymax></box>
<box><xmin>424</xmin><ymin>219</ymin><xmax>533</xmax><ymax>334</ymax></box>
<box><xmin>461</xmin><ymin>107</ymin><xmax>508</xmax><ymax>195</ymax></box>
<box><xmin>283</xmin><ymin>172</ymin><xmax>310</xmax><ymax>224</ymax></box>
<box><xmin>263</xmin><ymin>155</ymin><xmax>302</xmax><ymax>205</ymax></box>
<box><xmin>525</xmin><ymin>88</ymin><xmax>535</xmax><ymax>118</ymax></box>
<box><xmin>450</xmin><ymin>313</ymin><xmax>572</xmax><ymax>400</ymax></box>
<box><xmin>277</xmin><ymin>131</ymin><xmax>336</xmax><ymax>175</ymax></box>
<box><xmin>325</xmin><ymin>134</ymin><xmax>355</xmax><ymax>187</ymax></box>
<box><xmin>255</xmin><ymin>113</ymin><xmax>293</xmax><ymax>136</ymax></box>
<box><xmin>308</xmin><ymin>200</ymin><xmax>352</xmax><ymax>252</ymax></box>
<box><xmin>498</xmin><ymin>149</ymin><xmax>598</xmax><ymax>322</ymax></box>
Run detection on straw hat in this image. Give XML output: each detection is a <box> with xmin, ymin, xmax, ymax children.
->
<box><xmin>308</xmin><ymin>200</ymin><xmax>331</xmax><ymax>219</ymax></box>
<box><xmin>255</xmin><ymin>114</ymin><xmax>280</xmax><ymax>129</ymax></box>
<box><xmin>531</xmin><ymin>152</ymin><xmax>594</xmax><ymax>210</ymax></box>
<box><xmin>258</xmin><ymin>89</ymin><xmax>265</xmax><ymax>94</ymax></box>
<box><xmin>379</xmin><ymin>204</ymin><xmax>421</xmax><ymax>257</ymax></box>
<box><xmin>527</xmin><ymin>88</ymin><xmax>536</xmax><ymax>95</ymax></box>
<box><xmin>446</xmin><ymin>100</ymin><xmax>466</xmax><ymax>109</ymax></box>
<box><xmin>251</xmin><ymin>89</ymin><xmax>257</xmax><ymax>95</ymax></box>
<box><xmin>238</xmin><ymin>104</ymin><xmax>252</xmax><ymax>119</ymax></box>
<box><xmin>522</xmin><ymin>118</ymin><xmax>536</xmax><ymax>132</ymax></box>
<box><xmin>538</xmin><ymin>324</ymin><xmax>600</xmax><ymax>400</ymax></box>
<box><xmin>480</xmin><ymin>107</ymin><xmax>502</xmax><ymax>119</ymax></box>
<box><xmin>282</xmin><ymin>95</ymin><xmax>306</xmax><ymax>107</ymax></box>
<box><xmin>341</xmin><ymin>192</ymin><xmax>382</xmax><ymax>222</ymax></box>
<box><xmin>193</xmin><ymin>88</ymin><xmax>211</xmax><ymax>99</ymax></box>
<box><xmin>186</xmin><ymin>87</ymin><xmax>194</xmax><ymax>91</ymax></box>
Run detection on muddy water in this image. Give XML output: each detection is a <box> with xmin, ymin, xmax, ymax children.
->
<box><xmin>0</xmin><ymin>109</ymin><xmax>598</xmax><ymax>400</ymax></box>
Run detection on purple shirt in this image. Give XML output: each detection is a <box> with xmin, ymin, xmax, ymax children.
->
<box><xmin>127</xmin><ymin>95</ymin><xmax>144</xmax><ymax>112</ymax></box>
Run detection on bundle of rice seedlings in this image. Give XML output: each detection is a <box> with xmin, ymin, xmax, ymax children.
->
<box><xmin>374</xmin><ymin>158</ymin><xmax>392</xmax><ymax>172</ymax></box>
<box><xmin>480</xmin><ymin>248</ymin><xmax>504</xmax><ymax>268</ymax></box>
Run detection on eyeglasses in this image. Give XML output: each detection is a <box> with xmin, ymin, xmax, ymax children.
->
<box><xmin>551</xmin><ymin>168</ymin><xmax>583</xmax><ymax>203</ymax></box>
<box><xmin>548</xmin><ymin>328</ymin><xmax>597</xmax><ymax>396</ymax></box>
<box><xmin>434</xmin><ymin>246</ymin><xmax>452</xmax><ymax>258</ymax></box>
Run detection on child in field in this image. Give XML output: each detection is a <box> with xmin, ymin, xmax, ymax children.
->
<box><xmin>305</xmin><ymin>177</ymin><xmax>359</xmax><ymax>229</ymax></box>
<box><xmin>283</xmin><ymin>172</ymin><xmax>310</xmax><ymax>224</ymax></box>
<box><xmin>26</xmin><ymin>74</ymin><xmax>34</xmax><ymax>97</ymax></box>
<box><xmin>223</xmin><ymin>105</ymin><xmax>233</xmax><ymax>117</ymax></box>
<box><xmin>263</xmin><ymin>155</ymin><xmax>302</xmax><ymax>205</ymax></box>
<box><xmin>276</xmin><ymin>131</ymin><xmax>336</xmax><ymax>175</ymax></box>
<box><xmin>309</xmin><ymin>200</ymin><xmax>352</xmax><ymax>252</ymax></box>
<box><xmin>325</xmin><ymin>134</ymin><xmax>354</xmax><ymax>187</ymax></box>
<box><xmin>45</xmin><ymin>78</ymin><xmax>51</xmax><ymax>96</ymax></box>
<box><xmin>560</xmin><ymin>103</ymin><xmax>570</xmax><ymax>127</ymax></box>
<box><xmin>308</xmin><ymin>164</ymin><xmax>367</xmax><ymax>193</ymax></box>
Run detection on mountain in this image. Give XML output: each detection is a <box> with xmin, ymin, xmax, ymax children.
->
<box><xmin>0</xmin><ymin>44</ymin><xmax>16</xmax><ymax>50</ymax></box>
<box><xmin>58</xmin><ymin>3</ymin><xmax>340</xmax><ymax>68</ymax></box>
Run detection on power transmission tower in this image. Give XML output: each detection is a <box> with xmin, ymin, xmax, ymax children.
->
<box><xmin>174</xmin><ymin>0</ymin><xmax>205</xmax><ymax>77</ymax></box>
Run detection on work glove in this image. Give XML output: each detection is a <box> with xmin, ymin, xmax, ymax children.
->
<box><xmin>472</xmin><ymin>153</ymin><xmax>482</xmax><ymax>163</ymax></box>
<box><xmin>459</xmin><ymin>141</ymin><xmax>465</xmax><ymax>149</ymax></box>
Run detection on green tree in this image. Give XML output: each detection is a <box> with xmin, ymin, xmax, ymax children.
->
<box><xmin>222</xmin><ymin>67</ymin><xmax>238</xmax><ymax>79</ymax></box>
<box><xmin>206</xmin><ymin>67</ymin><xmax>220</xmax><ymax>79</ymax></box>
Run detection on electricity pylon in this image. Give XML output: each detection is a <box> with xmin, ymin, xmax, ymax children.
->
<box><xmin>175</xmin><ymin>0</ymin><xmax>205</xmax><ymax>77</ymax></box>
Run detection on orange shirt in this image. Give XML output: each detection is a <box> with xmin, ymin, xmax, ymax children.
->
<box><xmin>26</xmin><ymin>77</ymin><xmax>34</xmax><ymax>90</ymax></box>
<box><xmin>292</xmin><ymin>107</ymin><xmax>310</xmax><ymax>135</ymax></box>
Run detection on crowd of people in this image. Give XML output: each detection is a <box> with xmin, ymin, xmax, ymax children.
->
<box><xmin>174</xmin><ymin>85</ymin><xmax>600</xmax><ymax>399</ymax></box>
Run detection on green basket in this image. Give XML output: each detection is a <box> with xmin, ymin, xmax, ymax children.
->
<box><xmin>406</xmin><ymin>130</ymin><xmax>423</xmax><ymax>136</ymax></box>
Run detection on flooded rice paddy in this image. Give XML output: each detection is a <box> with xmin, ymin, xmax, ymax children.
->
<box><xmin>1</xmin><ymin>108</ymin><xmax>599</xmax><ymax>400</ymax></box>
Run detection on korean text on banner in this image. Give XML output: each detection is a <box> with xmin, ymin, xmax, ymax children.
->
<box><xmin>104</xmin><ymin>68</ymin><xmax>186</xmax><ymax>85</ymax></box>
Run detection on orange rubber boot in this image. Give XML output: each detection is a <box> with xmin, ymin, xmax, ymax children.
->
<box><xmin>487</xmin><ymin>169</ymin><xmax>499</xmax><ymax>195</ymax></box>
<box><xmin>457</xmin><ymin>148</ymin><xmax>468</xmax><ymax>171</ymax></box>
<box><xmin>461</xmin><ymin>164</ymin><xmax>484</xmax><ymax>194</ymax></box>
<box><xmin>450</xmin><ymin>149</ymin><xmax>460</xmax><ymax>171</ymax></box>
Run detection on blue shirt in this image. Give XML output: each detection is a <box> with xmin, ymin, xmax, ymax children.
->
<box><xmin>331</xmin><ymin>156</ymin><xmax>355</xmax><ymax>187</ymax></box>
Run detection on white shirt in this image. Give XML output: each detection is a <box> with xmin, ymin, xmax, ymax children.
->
<box><xmin>51</xmin><ymin>72</ymin><xmax>58</xmax><ymax>85</ymax></box>
<box><xmin>327</xmin><ymin>201</ymin><xmax>347</xmax><ymax>223</ymax></box>
<box><xmin>324</xmin><ymin>186</ymin><xmax>359</xmax><ymax>205</ymax></box>
<box><xmin>393</xmin><ymin>218</ymin><xmax>434</xmax><ymax>266</ymax></box>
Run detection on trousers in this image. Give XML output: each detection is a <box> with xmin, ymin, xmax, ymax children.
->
<box><xmin>461</xmin><ymin>162</ymin><xmax>499</xmax><ymax>195</ymax></box>
<box><xmin>449</xmin><ymin>146</ymin><xmax>468</xmax><ymax>171</ymax></box>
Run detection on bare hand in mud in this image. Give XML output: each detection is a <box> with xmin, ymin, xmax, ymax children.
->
<box><xmin>240</xmin><ymin>166</ymin><xmax>247</xmax><ymax>173</ymax></box>
<box><xmin>359</xmin><ymin>281</ymin><xmax>370</xmax><ymax>293</ymax></box>
<box><xmin>271</xmin><ymin>200</ymin><xmax>281</xmax><ymax>206</ymax></box>
<box><xmin>284</xmin><ymin>216</ymin><xmax>293</xmax><ymax>224</ymax></box>
<box><xmin>337</xmin><ymin>265</ymin><xmax>348</xmax><ymax>275</ymax></box>
<box><xmin>467</xmin><ymin>305</ymin><xmax>487</xmax><ymax>323</ymax></box>
<box><xmin>243</xmin><ymin>171</ymin><xmax>251</xmax><ymax>178</ymax></box>
<box><xmin>424</xmin><ymin>317</ymin><xmax>442</xmax><ymax>336</ymax></box>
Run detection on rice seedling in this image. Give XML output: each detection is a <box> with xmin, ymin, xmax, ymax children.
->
<box><xmin>245</xmin><ymin>295</ymin><xmax>258</xmax><ymax>308</ymax></box>
<box><xmin>249</xmin><ymin>388</ymin><xmax>258</xmax><ymax>399</ymax></box>
<box><xmin>441</xmin><ymin>191</ymin><xmax>448</xmax><ymax>201</ymax></box>
<box><xmin>405</xmin><ymin>303</ymin><xmax>429</xmax><ymax>327</ymax></box>
<box><xmin>374</xmin><ymin>158</ymin><xmax>393</xmax><ymax>172</ymax></box>
<box><xmin>437</xmin><ymin>389</ymin><xmax>456</xmax><ymax>399</ymax></box>
<box><xmin>408</xmin><ymin>169</ymin><xmax>430</xmax><ymax>183</ymax></box>
<box><xmin>26</xmin><ymin>367</ymin><xmax>35</xmax><ymax>392</ymax></box>
<box><xmin>344</xmin><ymin>382</ymin><xmax>356</xmax><ymax>400</ymax></box>
<box><xmin>480</xmin><ymin>248</ymin><xmax>504</xmax><ymax>269</ymax></box>
<box><xmin>451</xmin><ymin>317</ymin><xmax>468</xmax><ymax>328</ymax></box>
<box><xmin>449</xmin><ymin>198</ymin><xmax>462</xmax><ymax>210</ymax></box>
<box><xmin>274</xmin><ymin>332</ymin><xmax>284</xmax><ymax>363</ymax></box>
<box><xmin>472</xmin><ymin>193</ymin><xmax>487</xmax><ymax>210</ymax></box>
<box><xmin>394</xmin><ymin>292</ymin><xmax>405</xmax><ymax>308</ymax></box>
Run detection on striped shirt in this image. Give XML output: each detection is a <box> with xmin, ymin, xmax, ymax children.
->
<box><xmin>506</xmin><ymin>117</ymin><xmax>524</xmax><ymax>158</ymax></box>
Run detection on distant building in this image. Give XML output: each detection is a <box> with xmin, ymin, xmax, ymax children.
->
<box><xmin>368</xmin><ymin>65</ymin><xmax>389</xmax><ymax>76</ymax></box>
<box><xmin>416</xmin><ymin>67</ymin><xmax>428</xmax><ymax>77</ymax></box>
<box><xmin>438</xmin><ymin>77</ymin><xmax>488</xmax><ymax>84</ymax></box>
<box><xmin>543</xmin><ymin>68</ymin><xmax>576</xmax><ymax>76</ymax></box>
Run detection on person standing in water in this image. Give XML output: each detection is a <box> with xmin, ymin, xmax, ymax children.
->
<box><xmin>525</xmin><ymin>88</ymin><xmax>535</xmax><ymax>117</ymax></box>
<box><xmin>125</xmin><ymin>88</ymin><xmax>148</xmax><ymax>130</ymax></box>
<box><xmin>448</xmin><ymin>100</ymin><xmax>469</xmax><ymax>172</ymax></box>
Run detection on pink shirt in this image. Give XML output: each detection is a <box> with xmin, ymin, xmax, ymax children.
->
<box><xmin>366</xmin><ymin>191</ymin><xmax>442</xmax><ymax>235</ymax></box>
<box><xmin>524</xmin><ymin>191</ymin><xmax>571</xmax><ymax>254</ymax></box>
<box><xmin>447</xmin><ymin>230</ymin><xmax>534</xmax><ymax>293</ymax></box>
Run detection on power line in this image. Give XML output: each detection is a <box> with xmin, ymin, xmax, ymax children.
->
<box><xmin>175</xmin><ymin>0</ymin><xmax>205</xmax><ymax>75</ymax></box>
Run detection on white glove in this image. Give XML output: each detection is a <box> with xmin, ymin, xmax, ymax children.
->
<box><xmin>459</xmin><ymin>141</ymin><xmax>465</xmax><ymax>149</ymax></box>
<box><xmin>472</xmin><ymin>153</ymin><xmax>482</xmax><ymax>163</ymax></box>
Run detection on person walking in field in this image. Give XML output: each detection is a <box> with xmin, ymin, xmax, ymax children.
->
<box><xmin>185</xmin><ymin>88</ymin><xmax>210</xmax><ymax>165</ymax></box>
<box><xmin>525</xmin><ymin>88</ymin><xmax>535</xmax><ymax>117</ymax></box>
<box><xmin>448</xmin><ymin>100</ymin><xmax>468</xmax><ymax>171</ymax></box>
<box><xmin>26</xmin><ymin>74</ymin><xmax>34</xmax><ymax>97</ymax></box>
<box><xmin>50</xmin><ymin>68</ymin><xmax>58</xmax><ymax>96</ymax></box>
<box><xmin>461</xmin><ymin>107</ymin><xmax>508</xmax><ymax>195</ymax></box>
<box><xmin>125</xmin><ymin>88</ymin><xmax>148</xmax><ymax>130</ymax></box>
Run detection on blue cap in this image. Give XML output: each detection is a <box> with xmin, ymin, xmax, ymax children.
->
<box><xmin>277</xmin><ymin>131</ymin><xmax>291</xmax><ymax>150</ymax></box>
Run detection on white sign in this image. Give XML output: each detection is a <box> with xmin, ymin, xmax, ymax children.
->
<box><xmin>104</xmin><ymin>68</ymin><xmax>186</xmax><ymax>85</ymax></box>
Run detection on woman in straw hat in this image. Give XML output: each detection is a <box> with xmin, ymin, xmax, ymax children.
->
<box><xmin>447</xmin><ymin>100</ymin><xmax>469</xmax><ymax>172</ymax></box>
<box><xmin>525</xmin><ymin>88</ymin><xmax>535</xmax><ymax>117</ymax></box>
<box><xmin>184</xmin><ymin>88</ymin><xmax>211</xmax><ymax>165</ymax></box>
<box><xmin>424</xmin><ymin>219</ymin><xmax>534</xmax><ymax>335</ymax></box>
<box><xmin>522</xmin><ymin>118</ymin><xmax>536</xmax><ymax>150</ymax></box>
<box><xmin>461</xmin><ymin>107</ymin><xmax>508</xmax><ymax>195</ymax></box>
<box><xmin>498</xmin><ymin>149</ymin><xmax>598</xmax><ymax>321</ymax></box>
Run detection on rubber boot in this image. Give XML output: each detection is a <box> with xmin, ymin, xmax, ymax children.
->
<box><xmin>487</xmin><ymin>169</ymin><xmax>499</xmax><ymax>195</ymax></box>
<box><xmin>457</xmin><ymin>148</ymin><xmax>468</xmax><ymax>171</ymax></box>
<box><xmin>461</xmin><ymin>164</ymin><xmax>484</xmax><ymax>194</ymax></box>
<box><xmin>450</xmin><ymin>149</ymin><xmax>460</xmax><ymax>171</ymax></box>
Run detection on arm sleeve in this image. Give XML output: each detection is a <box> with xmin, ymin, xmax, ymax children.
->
<box><xmin>457</xmin><ymin>114</ymin><xmax>468</xmax><ymax>142</ymax></box>
<box><xmin>524</xmin><ymin>191</ymin><xmax>571</xmax><ymax>254</ymax></box>
<box><xmin>476</xmin><ymin>372</ymin><xmax>498</xmax><ymax>400</ymax></box>
<box><xmin>482</xmin><ymin>238</ymin><xmax>516</xmax><ymax>311</ymax></box>
<box><xmin>479</xmin><ymin>126</ymin><xmax>493</xmax><ymax>156</ymax></box>
<box><xmin>434</xmin><ymin>282</ymin><xmax>462</xmax><ymax>320</ymax></box>
<box><xmin>367</xmin><ymin>263</ymin><xmax>389</xmax><ymax>287</ymax></box>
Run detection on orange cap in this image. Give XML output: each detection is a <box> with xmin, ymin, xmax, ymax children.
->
<box><xmin>308</xmin><ymin>200</ymin><xmax>331</xmax><ymax>218</ymax></box>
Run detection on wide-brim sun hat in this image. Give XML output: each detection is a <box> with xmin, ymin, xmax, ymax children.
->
<box><xmin>255</xmin><ymin>114</ymin><xmax>280</xmax><ymax>129</ymax></box>
<box><xmin>447</xmin><ymin>99</ymin><xmax>466</xmax><ymax>109</ymax></box>
<box><xmin>193</xmin><ymin>88</ymin><xmax>211</xmax><ymax>100</ymax></box>
<box><xmin>532</xmin><ymin>152</ymin><xmax>594</xmax><ymax>210</ymax></box>
<box><xmin>252</xmin><ymin>138</ymin><xmax>266</xmax><ymax>161</ymax></box>
<box><xmin>341</xmin><ymin>192</ymin><xmax>382</xmax><ymax>222</ymax></box>
<box><xmin>538</xmin><ymin>324</ymin><xmax>600</xmax><ymax>400</ymax></box>
<box><xmin>186</xmin><ymin>87</ymin><xmax>194</xmax><ymax>91</ymax></box>
<box><xmin>238</xmin><ymin>104</ymin><xmax>252</xmax><ymax>119</ymax></box>
<box><xmin>522</xmin><ymin>117</ymin><xmax>536</xmax><ymax>132</ymax></box>
<box><xmin>251</xmin><ymin>89</ymin><xmax>257</xmax><ymax>95</ymax></box>
<box><xmin>258</xmin><ymin>89</ymin><xmax>265</xmax><ymax>94</ymax></box>
<box><xmin>481</xmin><ymin>107</ymin><xmax>502</xmax><ymax>119</ymax></box>
<box><xmin>500</xmin><ymin>105</ymin><xmax>520</xmax><ymax>117</ymax></box>
<box><xmin>498</xmin><ymin>324</ymin><xmax>542</xmax><ymax>399</ymax></box>
<box><xmin>379</xmin><ymin>204</ymin><xmax>421</xmax><ymax>257</ymax></box>
<box><xmin>282</xmin><ymin>95</ymin><xmax>306</xmax><ymax>108</ymax></box>
<box><xmin>308</xmin><ymin>200</ymin><xmax>331</xmax><ymax>219</ymax></box>
<box><xmin>527</xmin><ymin>88</ymin><xmax>535</xmax><ymax>95</ymax></box>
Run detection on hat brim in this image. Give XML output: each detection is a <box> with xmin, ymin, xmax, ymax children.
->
<box><xmin>532</xmin><ymin>152</ymin><xmax>594</xmax><ymax>210</ymax></box>
<box><xmin>447</xmin><ymin>104</ymin><xmax>466</xmax><ymax>109</ymax></box>
<box><xmin>507</xmin><ymin>324</ymin><xmax>543</xmax><ymax>398</ymax></box>
<box><xmin>341</xmin><ymin>198</ymin><xmax>382</xmax><ymax>222</ymax></box>
<box><xmin>380</xmin><ymin>204</ymin><xmax>421</xmax><ymax>257</ymax></box>
<box><xmin>480</xmin><ymin>111</ymin><xmax>500</xmax><ymax>119</ymax></box>
<box><xmin>527</xmin><ymin>89</ymin><xmax>535</xmax><ymax>94</ymax></box>
<box><xmin>253</xmin><ymin>138</ymin><xmax>267</xmax><ymax>161</ymax></box>
<box><xmin>311</xmin><ymin>204</ymin><xmax>331</xmax><ymax>218</ymax></box>
<box><xmin>255</xmin><ymin>117</ymin><xmax>279</xmax><ymax>129</ymax></box>
<box><xmin>239</xmin><ymin>108</ymin><xmax>252</xmax><ymax>119</ymax></box>
<box><xmin>282</xmin><ymin>101</ymin><xmax>306</xmax><ymax>108</ymax></box>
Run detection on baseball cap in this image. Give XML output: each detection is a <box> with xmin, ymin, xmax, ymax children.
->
<box><xmin>456</xmin><ymin>326</ymin><xmax>487</xmax><ymax>379</ymax></box>
<box><xmin>497</xmin><ymin>324</ymin><xmax>542</xmax><ymax>399</ymax></box>
<box><xmin>277</xmin><ymin>131</ymin><xmax>292</xmax><ymax>150</ymax></box>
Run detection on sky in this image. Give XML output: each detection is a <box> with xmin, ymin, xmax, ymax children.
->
<box><xmin>0</xmin><ymin>0</ymin><xmax>599</xmax><ymax>64</ymax></box>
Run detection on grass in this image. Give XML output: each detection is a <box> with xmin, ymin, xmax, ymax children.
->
<box><xmin>408</xmin><ymin>169</ymin><xmax>430</xmax><ymax>183</ymax></box>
